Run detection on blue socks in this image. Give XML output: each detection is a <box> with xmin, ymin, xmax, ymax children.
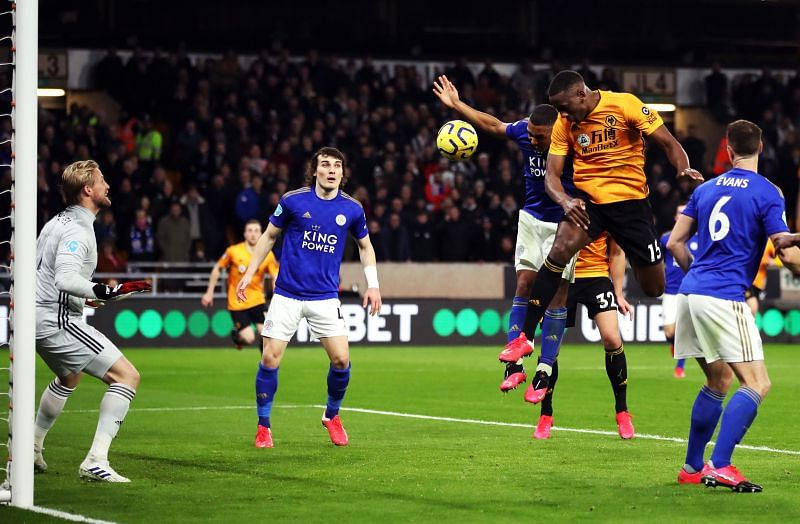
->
<box><xmin>676</xmin><ymin>359</ymin><xmax>686</xmax><ymax>370</ymax></box>
<box><xmin>710</xmin><ymin>386</ymin><xmax>761</xmax><ymax>469</ymax></box>
<box><xmin>508</xmin><ymin>296</ymin><xmax>527</xmax><ymax>343</ymax></box>
<box><xmin>684</xmin><ymin>385</ymin><xmax>725</xmax><ymax>472</ymax></box>
<box><xmin>255</xmin><ymin>364</ymin><xmax>278</xmax><ymax>428</ymax></box>
<box><xmin>325</xmin><ymin>363</ymin><xmax>351</xmax><ymax>420</ymax></box>
<box><xmin>539</xmin><ymin>308</ymin><xmax>567</xmax><ymax>367</ymax></box>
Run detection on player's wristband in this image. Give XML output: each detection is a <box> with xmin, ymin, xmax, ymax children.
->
<box><xmin>364</xmin><ymin>265</ymin><xmax>379</xmax><ymax>289</ymax></box>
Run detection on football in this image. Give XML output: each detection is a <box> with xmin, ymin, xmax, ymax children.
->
<box><xmin>436</xmin><ymin>120</ymin><xmax>478</xmax><ymax>160</ymax></box>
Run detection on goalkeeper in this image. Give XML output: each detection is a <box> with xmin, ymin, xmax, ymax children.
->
<box><xmin>33</xmin><ymin>160</ymin><xmax>151</xmax><ymax>483</ymax></box>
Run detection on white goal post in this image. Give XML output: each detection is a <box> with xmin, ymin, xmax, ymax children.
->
<box><xmin>1</xmin><ymin>0</ymin><xmax>38</xmax><ymax>508</ymax></box>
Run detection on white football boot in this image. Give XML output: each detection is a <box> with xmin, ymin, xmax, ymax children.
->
<box><xmin>79</xmin><ymin>457</ymin><xmax>130</xmax><ymax>483</ymax></box>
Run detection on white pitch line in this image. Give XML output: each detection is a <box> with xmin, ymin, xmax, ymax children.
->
<box><xmin>24</xmin><ymin>505</ymin><xmax>118</xmax><ymax>524</ymax></box>
<box><xmin>63</xmin><ymin>404</ymin><xmax>800</xmax><ymax>456</ymax></box>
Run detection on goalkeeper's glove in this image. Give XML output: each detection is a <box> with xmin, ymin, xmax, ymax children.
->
<box><xmin>93</xmin><ymin>280</ymin><xmax>152</xmax><ymax>302</ymax></box>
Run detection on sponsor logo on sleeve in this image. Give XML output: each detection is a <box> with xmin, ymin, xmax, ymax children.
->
<box><xmin>274</xmin><ymin>204</ymin><xmax>283</xmax><ymax>217</ymax></box>
<box><xmin>64</xmin><ymin>240</ymin><xmax>80</xmax><ymax>253</ymax></box>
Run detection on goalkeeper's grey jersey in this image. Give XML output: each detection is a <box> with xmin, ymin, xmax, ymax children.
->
<box><xmin>36</xmin><ymin>205</ymin><xmax>99</xmax><ymax>338</ymax></box>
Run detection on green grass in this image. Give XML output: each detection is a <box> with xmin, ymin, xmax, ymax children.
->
<box><xmin>3</xmin><ymin>344</ymin><xmax>800</xmax><ymax>523</ymax></box>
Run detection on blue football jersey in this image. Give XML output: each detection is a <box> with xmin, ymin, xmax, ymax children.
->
<box><xmin>506</xmin><ymin>119</ymin><xmax>575</xmax><ymax>223</ymax></box>
<box><xmin>269</xmin><ymin>187</ymin><xmax>368</xmax><ymax>300</ymax></box>
<box><xmin>679</xmin><ymin>168</ymin><xmax>788</xmax><ymax>301</ymax></box>
<box><xmin>661</xmin><ymin>231</ymin><xmax>698</xmax><ymax>294</ymax></box>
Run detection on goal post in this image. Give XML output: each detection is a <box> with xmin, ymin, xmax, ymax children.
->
<box><xmin>4</xmin><ymin>0</ymin><xmax>38</xmax><ymax>508</ymax></box>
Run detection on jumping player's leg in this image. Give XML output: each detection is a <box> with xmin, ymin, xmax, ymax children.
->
<box><xmin>522</xmin><ymin>221</ymin><xmax>591</xmax><ymax>341</ymax></box>
<box><xmin>534</xmin><ymin>359</ymin><xmax>559</xmax><ymax>439</ymax></box>
<box><xmin>631</xmin><ymin>261</ymin><xmax>666</xmax><ymax>298</ymax></box>
<box><xmin>509</xmin><ymin>270</ymin><xmax>537</xmax><ymax>343</ymax></box>
<box><xmin>502</xmin><ymin>213</ymin><xmax>575</xmax><ymax>387</ymax></box>
<box><xmin>501</xmin><ymin>269</ymin><xmax>536</xmax><ymax>390</ymax></box>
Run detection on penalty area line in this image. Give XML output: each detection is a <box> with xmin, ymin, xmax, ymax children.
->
<box><xmin>63</xmin><ymin>404</ymin><xmax>800</xmax><ymax>456</ymax></box>
<box><xmin>315</xmin><ymin>405</ymin><xmax>800</xmax><ymax>456</ymax></box>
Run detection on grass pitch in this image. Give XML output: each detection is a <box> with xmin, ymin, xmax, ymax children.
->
<box><xmin>3</xmin><ymin>344</ymin><xmax>800</xmax><ymax>522</ymax></box>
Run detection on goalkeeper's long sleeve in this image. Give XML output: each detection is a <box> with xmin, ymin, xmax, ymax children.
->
<box><xmin>35</xmin><ymin>205</ymin><xmax>101</xmax><ymax>337</ymax></box>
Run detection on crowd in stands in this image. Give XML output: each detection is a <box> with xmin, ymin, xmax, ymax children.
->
<box><xmin>25</xmin><ymin>46</ymin><xmax>800</xmax><ymax>269</ymax></box>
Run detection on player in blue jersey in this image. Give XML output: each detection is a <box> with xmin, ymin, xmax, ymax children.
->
<box><xmin>659</xmin><ymin>204</ymin><xmax>698</xmax><ymax>379</ymax></box>
<box><xmin>236</xmin><ymin>147</ymin><xmax>382</xmax><ymax>449</ymax></box>
<box><xmin>433</xmin><ymin>75</ymin><xmax>577</xmax><ymax>396</ymax></box>
<box><xmin>668</xmin><ymin>120</ymin><xmax>800</xmax><ymax>492</ymax></box>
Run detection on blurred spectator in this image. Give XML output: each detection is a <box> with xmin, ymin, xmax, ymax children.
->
<box><xmin>383</xmin><ymin>212</ymin><xmax>411</xmax><ymax>262</ymax></box>
<box><xmin>368</xmin><ymin>219</ymin><xmax>388</xmax><ymax>261</ymax></box>
<box><xmin>679</xmin><ymin>125</ymin><xmax>707</xmax><ymax>174</ymax></box>
<box><xmin>136</xmin><ymin>115</ymin><xmax>163</xmax><ymax>162</ymax></box>
<box><xmin>157</xmin><ymin>202</ymin><xmax>191</xmax><ymax>262</ymax></box>
<box><xmin>410</xmin><ymin>211</ymin><xmax>437</xmax><ymax>262</ymax></box>
<box><xmin>94</xmin><ymin>209</ymin><xmax>117</xmax><ymax>246</ymax></box>
<box><xmin>437</xmin><ymin>206</ymin><xmax>472</xmax><ymax>261</ymax></box>
<box><xmin>180</xmin><ymin>184</ymin><xmax>215</xmax><ymax>261</ymax></box>
<box><xmin>598</xmin><ymin>67</ymin><xmax>621</xmax><ymax>92</ymax></box>
<box><xmin>129</xmin><ymin>209</ymin><xmax>156</xmax><ymax>262</ymax></box>
<box><xmin>705</xmin><ymin>62</ymin><xmax>729</xmax><ymax>123</ymax></box>
<box><xmin>96</xmin><ymin>239</ymin><xmax>127</xmax><ymax>285</ymax></box>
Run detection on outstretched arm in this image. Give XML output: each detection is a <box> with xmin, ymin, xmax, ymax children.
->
<box><xmin>432</xmin><ymin>75</ymin><xmax>508</xmax><ymax>139</ymax></box>
<box><xmin>648</xmin><ymin>126</ymin><xmax>703</xmax><ymax>182</ymax></box>
<box><xmin>356</xmin><ymin>234</ymin><xmax>382</xmax><ymax>316</ymax></box>
<box><xmin>237</xmin><ymin>223</ymin><xmax>282</xmax><ymax>302</ymax></box>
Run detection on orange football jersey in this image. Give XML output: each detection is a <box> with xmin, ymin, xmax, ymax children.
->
<box><xmin>550</xmin><ymin>91</ymin><xmax>664</xmax><ymax>204</ymax></box>
<box><xmin>574</xmin><ymin>232</ymin><xmax>610</xmax><ymax>279</ymax></box>
<box><xmin>217</xmin><ymin>242</ymin><xmax>279</xmax><ymax>311</ymax></box>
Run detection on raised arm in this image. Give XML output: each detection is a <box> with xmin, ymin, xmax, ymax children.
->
<box><xmin>356</xmin><ymin>234</ymin><xmax>382</xmax><ymax>316</ymax></box>
<box><xmin>432</xmin><ymin>75</ymin><xmax>508</xmax><ymax>139</ymax></box>
<box><xmin>236</xmin><ymin>223</ymin><xmax>282</xmax><ymax>302</ymax></box>
<box><xmin>666</xmin><ymin>214</ymin><xmax>696</xmax><ymax>272</ymax></box>
<box><xmin>648</xmin><ymin>126</ymin><xmax>703</xmax><ymax>182</ymax></box>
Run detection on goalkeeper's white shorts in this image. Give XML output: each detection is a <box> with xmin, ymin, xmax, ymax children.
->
<box><xmin>262</xmin><ymin>294</ymin><xmax>348</xmax><ymax>342</ymax></box>
<box><xmin>36</xmin><ymin>320</ymin><xmax>122</xmax><ymax>378</ymax></box>
<box><xmin>674</xmin><ymin>294</ymin><xmax>763</xmax><ymax>363</ymax></box>
<box><xmin>514</xmin><ymin>210</ymin><xmax>576</xmax><ymax>281</ymax></box>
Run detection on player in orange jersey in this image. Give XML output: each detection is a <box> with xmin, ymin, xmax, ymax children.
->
<box><xmin>514</xmin><ymin>70</ymin><xmax>703</xmax><ymax>397</ymax></box>
<box><xmin>531</xmin><ymin>234</ymin><xmax>635</xmax><ymax>440</ymax></box>
<box><xmin>202</xmin><ymin>219</ymin><xmax>279</xmax><ymax>349</ymax></box>
<box><xmin>745</xmin><ymin>240</ymin><xmax>778</xmax><ymax>315</ymax></box>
